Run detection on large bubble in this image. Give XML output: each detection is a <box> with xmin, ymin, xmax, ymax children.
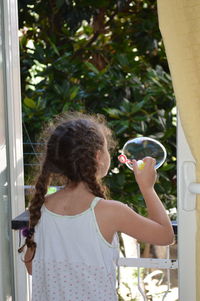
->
<box><xmin>118</xmin><ymin>137</ymin><xmax>167</xmax><ymax>170</ymax></box>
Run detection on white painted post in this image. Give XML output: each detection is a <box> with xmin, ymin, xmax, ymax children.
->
<box><xmin>177</xmin><ymin>114</ymin><xmax>196</xmax><ymax>300</ymax></box>
<box><xmin>2</xmin><ymin>0</ymin><xmax>28</xmax><ymax>300</ymax></box>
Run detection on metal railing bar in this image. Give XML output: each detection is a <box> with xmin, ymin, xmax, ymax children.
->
<box><xmin>162</xmin><ymin>247</ymin><xmax>171</xmax><ymax>300</ymax></box>
<box><xmin>137</xmin><ymin>244</ymin><xmax>147</xmax><ymax>301</ymax></box>
<box><xmin>24</xmin><ymin>164</ymin><xmax>40</xmax><ymax>166</ymax></box>
<box><xmin>24</xmin><ymin>153</ymin><xmax>43</xmax><ymax>155</ymax></box>
<box><xmin>24</xmin><ymin>185</ymin><xmax>64</xmax><ymax>190</ymax></box>
<box><xmin>118</xmin><ymin>258</ymin><xmax>178</xmax><ymax>269</ymax></box>
<box><xmin>116</xmin><ymin>266</ymin><xmax>120</xmax><ymax>290</ymax></box>
<box><xmin>23</xmin><ymin>142</ymin><xmax>45</xmax><ymax>145</ymax></box>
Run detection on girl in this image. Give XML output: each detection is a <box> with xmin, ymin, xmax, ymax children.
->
<box><xmin>19</xmin><ymin>112</ymin><xmax>174</xmax><ymax>301</ymax></box>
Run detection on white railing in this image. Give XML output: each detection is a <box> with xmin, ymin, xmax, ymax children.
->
<box><xmin>25</xmin><ymin>244</ymin><xmax>178</xmax><ymax>301</ymax></box>
<box><xmin>118</xmin><ymin>243</ymin><xmax>178</xmax><ymax>300</ymax></box>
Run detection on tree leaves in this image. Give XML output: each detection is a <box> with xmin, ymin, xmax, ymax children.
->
<box><xmin>19</xmin><ymin>0</ymin><xmax>176</xmax><ymax>214</ymax></box>
<box><xmin>24</xmin><ymin>97</ymin><xmax>37</xmax><ymax>109</ymax></box>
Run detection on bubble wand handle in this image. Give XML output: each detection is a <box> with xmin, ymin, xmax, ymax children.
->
<box><xmin>118</xmin><ymin>154</ymin><xmax>145</xmax><ymax>170</ymax></box>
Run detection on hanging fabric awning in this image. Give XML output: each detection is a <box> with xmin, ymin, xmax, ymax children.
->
<box><xmin>157</xmin><ymin>0</ymin><xmax>200</xmax><ymax>298</ymax></box>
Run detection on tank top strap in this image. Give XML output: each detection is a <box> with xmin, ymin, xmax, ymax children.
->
<box><xmin>90</xmin><ymin>197</ymin><xmax>102</xmax><ymax>209</ymax></box>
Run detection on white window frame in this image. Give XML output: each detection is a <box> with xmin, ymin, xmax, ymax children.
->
<box><xmin>3</xmin><ymin>0</ymin><xmax>28</xmax><ymax>300</ymax></box>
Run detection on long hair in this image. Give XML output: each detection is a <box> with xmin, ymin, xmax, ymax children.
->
<box><xmin>18</xmin><ymin>112</ymin><xmax>116</xmax><ymax>260</ymax></box>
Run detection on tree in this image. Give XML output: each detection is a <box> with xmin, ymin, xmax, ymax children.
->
<box><xmin>18</xmin><ymin>0</ymin><xmax>176</xmax><ymax>215</ymax></box>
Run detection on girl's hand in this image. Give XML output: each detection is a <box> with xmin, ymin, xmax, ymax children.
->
<box><xmin>132</xmin><ymin>157</ymin><xmax>157</xmax><ymax>191</ymax></box>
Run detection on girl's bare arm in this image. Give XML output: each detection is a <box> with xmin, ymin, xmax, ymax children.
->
<box><xmin>112</xmin><ymin>157</ymin><xmax>174</xmax><ymax>245</ymax></box>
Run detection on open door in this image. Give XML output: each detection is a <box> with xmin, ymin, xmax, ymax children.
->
<box><xmin>0</xmin><ymin>0</ymin><xmax>27</xmax><ymax>300</ymax></box>
<box><xmin>178</xmin><ymin>114</ymin><xmax>196</xmax><ymax>300</ymax></box>
<box><xmin>158</xmin><ymin>1</ymin><xmax>200</xmax><ymax>300</ymax></box>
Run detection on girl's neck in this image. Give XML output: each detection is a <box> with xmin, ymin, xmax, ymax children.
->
<box><xmin>49</xmin><ymin>181</ymin><xmax>94</xmax><ymax>205</ymax></box>
<box><xmin>45</xmin><ymin>181</ymin><xmax>96</xmax><ymax>214</ymax></box>
<box><xmin>63</xmin><ymin>181</ymin><xmax>94</xmax><ymax>198</ymax></box>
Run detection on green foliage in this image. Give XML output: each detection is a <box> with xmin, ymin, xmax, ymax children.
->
<box><xmin>19</xmin><ymin>0</ymin><xmax>176</xmax><ymax>215</ymax></box>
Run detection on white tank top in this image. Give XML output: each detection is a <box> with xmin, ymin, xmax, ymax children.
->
<box><xmin>32</xmin><ymin>197</ymin><xmax>119</xmax><ymax>301</ymax></box>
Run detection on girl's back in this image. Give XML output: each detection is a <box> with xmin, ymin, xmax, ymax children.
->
<box><xmin>32</xmin><ymin>191</ymin><xmax>119</xmax><ymax>301</ymax></box>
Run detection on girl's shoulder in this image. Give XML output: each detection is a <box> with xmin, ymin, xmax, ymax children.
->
<box><xmin>95</xmin><ymin>198</ymin><xmax>129</xmax><ymax>220</ymax></box>
<box><xmin>98</xmin><ymin>198</ymin><xmax>128</xmax><ymax>209</ymax></box>
<box><xmin>93</xmin><ymin>198</ymin><xmax>129</xmax><ymax>243</ymax></box>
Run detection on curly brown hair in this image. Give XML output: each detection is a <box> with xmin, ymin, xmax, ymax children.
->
<box><xmin>18</xmin><ymin>112</ymin><xmax>116</xmax><ymax>260</ymax></box>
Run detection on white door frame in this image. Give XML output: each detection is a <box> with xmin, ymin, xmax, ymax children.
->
<box><xmin>177</xmin><ymin>113</ymin><xmax>196</xmax><ymax>300</ymax></box>
<box><xmin>2</xmin><ymin>0</ymin><xmax>28</xmax><ymax>300</ymax></box>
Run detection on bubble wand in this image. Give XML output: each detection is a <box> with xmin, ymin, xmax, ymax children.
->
<box><xmin>118</xmin><ymin>154</ymin><xmax>145</xmax><ymax>170</ymax></box>
<box><xmin>118</xmin><ymin>137</ymin><xmax>167</xmax><ymax>170</ymax></box>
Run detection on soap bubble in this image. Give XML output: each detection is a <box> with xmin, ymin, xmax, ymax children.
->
<box><xmin>119</xmin><ymin>137</ymin><xmax>167</xmax><ymax>170</ymax></box>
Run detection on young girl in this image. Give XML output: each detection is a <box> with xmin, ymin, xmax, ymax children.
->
<box><xmin>19</xmin><ymin>112</ymin><xmax>174</xmax><ymax>301</ymax></box>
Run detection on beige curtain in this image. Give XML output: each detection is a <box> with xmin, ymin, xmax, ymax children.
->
<box><xmin>157</xmin><ymin>0</ymin><xmax>200</xmax><ymax>298</ymax></box>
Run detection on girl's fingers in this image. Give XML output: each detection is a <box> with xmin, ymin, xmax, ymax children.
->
<box><xmin>143</xmin><ymin>157</ymin><xmax>156</xmax><ymax>166</ymax></box>
<box><xmin>152</xmin><ymin>158</ymin><xmax>156</xmax><ymax>166</ymax></box>
<box><xmin>143</xmin><ymin>156</ymin><xmax>152</xmax><ymax>163</ymax></box>
<box><xmin>132</xmin><ymin>157</ymin><xmax>156</xmax><ymax>175</ymax></box>
<box><xmin>131</xmin><ymin>160</ymin><xmax>138</xmax><ymax>173</ymax></box>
